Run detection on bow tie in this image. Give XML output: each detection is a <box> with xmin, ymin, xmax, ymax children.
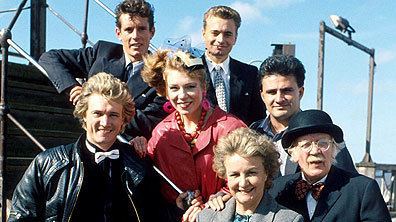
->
<box><xmin>295</xmin><ymin>180</ymin><xmax>324</xmax><ymax>201</ymax></box>
<box><xmin>94</xmin><ymin>149</ymin><xmax>119</xmax><ymax>164</ymax></box>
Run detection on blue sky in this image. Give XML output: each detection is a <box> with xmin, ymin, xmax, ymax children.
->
<box><xmin>1</xmin><ymin>0</ymin><xmax>395</xmax><ymax>164</ymax></box>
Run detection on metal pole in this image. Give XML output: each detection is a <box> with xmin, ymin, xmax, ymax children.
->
<box><xmin>81</xmin><ymin>0</ymin><xmax>89</xmax><ymax>48</ymax></box>
<box><xmin>0</xmin><ymin>28</ymin><xmax>11</xmax><ymax>222</ymax></box>
<box><xmin>317</xmin><ymin>21</ymin><xmax>325</xmax><ymax>110</ymax></box>
<box><xmin>30</xmin><ymin>0</ymin><xmax>46</xmax><ymax>60</ymax></box>
<box><xmin>363</xmin><ymin>51</ymin><xmax>375</xmax><ymax>163</ymax></box>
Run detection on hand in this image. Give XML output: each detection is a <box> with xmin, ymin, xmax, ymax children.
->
<box><xmin>176</xmin><ymin>190</ymin><xmax>203</xmax><ymax>210</ymax></box>
<box><xmin>182</xmin><ymin>205</ymin><xmax>201</xmax><ymax>222</ymax></box>
<box><xmin>69</xmin><ymin>85</ymin><xmax>82</xmax><ymax>105</ymax></box>
<box><xmin>129</xmin><ymin>136</ymin><xmax>148</xmax><ymax>158</ymax></box>
<box><xmin>206</xmin><ymin>193</ymin><xmax>231</xmax><ymax>211</ymax></box>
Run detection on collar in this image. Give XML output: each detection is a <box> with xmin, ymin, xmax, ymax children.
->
<box><xmin>301</xmin><ymin>173</ymin><xmax>328</xmax><ymax>185</ymax></box>
<box><xmin>124</xmin><ymin>54</ymin><xmax>144</xmax><ymax>68</ymax></box>
<box><xmin>256</xmin><ymin>115</ymin><xmax>287</xmax><ymax>141</ymax></box>
<box><xmin>204</xmin><ymin>53</ymin><xmax>230</xmax><ymax>75</ymax></box>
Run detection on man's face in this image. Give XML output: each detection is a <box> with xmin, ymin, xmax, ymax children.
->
<box><xmin>261</xmin><ymin>74</ymin><xmax>304</xmax><ymax>124</ymax></box>
<box><xmin>202</xmin><ymin>15</ymin><xmax>237</xmax><ymax>63</ymax></box>
<box><xmin>115</xmin><ymin>14</ymin><xmax>155</xmax><ymax>62</ymax></box>
<box><xmin>291</xmin><ymin>133</ymin><xmax>334</xmax><ymax>183</ymax></box>
<box><xmin>83</xmin><ymin>94</ymin><xmax>124</xmax><ymax>151</ymax></box>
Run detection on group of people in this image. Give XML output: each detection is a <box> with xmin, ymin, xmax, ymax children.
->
<box><xmin>8</xmin><ymin>0</ymin><xmax>391</xmax><ymax>221</ymax></box>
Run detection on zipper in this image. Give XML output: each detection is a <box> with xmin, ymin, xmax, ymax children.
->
<box><xmin>125</xmin><ymin>179</ymin><xmax>142</xmax><ymax>222</ymax></box>
<box><xmin>67</xmin><ymin>161</ymin><xmax>84</xmax><ymax>222</ymax></box>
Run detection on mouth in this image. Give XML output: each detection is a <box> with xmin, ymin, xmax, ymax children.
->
<box><xmin>129</xmin><ymin>43</ymin><xmax>142</xmax><ymax>48</ymax></box>
<box><xmin>238</xmin><ymin>187</ymin><xmax>254</xmax><ymax>194</ymax></box>
<box><xmin>177</xmin><ymin>101</ymin><xmax>192</xmax><ymax>109</ymax></box>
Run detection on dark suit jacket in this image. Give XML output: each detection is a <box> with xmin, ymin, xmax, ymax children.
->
<box><xmin>269</xmin><ymin>166</ymin><xmax>391</xmax><ymax>222</ymax></box>
<box><xmin>203</xmin><ymin>55</ymin><xmax>265</xmax><ymax>125</ymax></box>
<box><xmin>39</xmin><ymin>40</ymin><xmax>167</xmax><ymax>139</ymax></box>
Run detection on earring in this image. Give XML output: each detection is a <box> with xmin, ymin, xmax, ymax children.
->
<box><xmin>202</xmin><ymin>92</ymin><xmax>211</xmax><ymax>111</ymax></box>
<box><xmin>163</xmin><ymin>100</ymin><xmax>175</xmax><ymax>113</ymax></box>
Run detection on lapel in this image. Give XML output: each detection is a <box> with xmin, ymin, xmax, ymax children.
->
<box><xmin>228</xmin><ymin>58</ymin><xmax>243</xmax><ymax>112</ymax></box>
<box><xmin>311</xmin><ymin>166</ymin><xmax>343</xmax><ymax>222</ymax></box>
<box><xmin>202</xmin><ymin>55</ymin><xmax>218</xmax><ymax>107</ymax></box>
<box><xmin>250</xmin><ymin>192</ymin><xmax>278</xmax><ymax>221</ymax></box>
<box><xmin>275</xmin><ymin>173</ymin><xmax>310</xmax><ymax>220</ymax></box>
<box><xmin>212</xmin><ymin>198</ymin><xmax>237</xmax><ymax>222</ymax></box>
<box><xmin>101</xmin><ymin>55</ymin><xmax>126</xmax><ymax>81</ymax></box>
<box><xmin>127</xmin><ymin>71</ymin><xmax>149</xmax><ymax>99</ymax></box>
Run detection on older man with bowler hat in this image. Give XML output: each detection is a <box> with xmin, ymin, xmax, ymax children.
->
<box><xmin>269</xmin><ymin>109</ymin><xmax>391</xmax><ymax>222</ymax></box>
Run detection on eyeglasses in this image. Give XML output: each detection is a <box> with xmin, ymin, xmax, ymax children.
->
<box><xmin>293</xmin><ymin>139</ymin><xmax>334</xmax><ymax>153</ymax></box>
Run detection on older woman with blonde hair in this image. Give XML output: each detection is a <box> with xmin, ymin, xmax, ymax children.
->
<box><xmin>141</xmin><ymin>50</ymin><xmax>246</xmax><ymax>221</ymax></box>
<box><xmin>194</xmin><ymin>128</ymin><xmax>303</xmax><ymax>222</ymax></box>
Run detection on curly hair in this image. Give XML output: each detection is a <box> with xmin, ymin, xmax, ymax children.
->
<box><xmin>213</xmin><ymin>128</ymin><xmax>280</xmax><ymax>190</ymax></box>
<box><xmin>73</xmin><ymin>72</ymin><xmax>135</xmax><ymax>131</ymax></box>
<box><xmin>203</xmin><ymin>6</ymin><xmax>241</xmax><ymax>33</ymax></box>
<box><xmin>115</xmin><ymin>0</ymin><xmax>155</xmax><ymax>30</ymax></box>
<box><xmin>141</xmin><ymin>50</ymin><xmax>206</xmax><ymax>96</ymax></box>
<box><xmin>259</xmin><ymin>55</ymin><xmax>306</xmax><ymax>87</ymax></box>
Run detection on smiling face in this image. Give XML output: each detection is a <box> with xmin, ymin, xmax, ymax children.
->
<box><xmin>202</xmin><ymin>15</ymin><xmax>237</xmax><ymax>63</ymax></box>
<box><xmin>115</xmin><ymin>14</ymin><xmax>155</xmax><ymax>62</ymax></box>
<box><xmin>292</xmin><ymin>133</ymin><xmax>334</xmax><ymax>183</ymax></box>
<box><xmin>261</xmin><ymin>74</ymin><xmax>304</xmax><ymax>127</ymax></box>
<box><xmin>165</xmin><ymin>70</ymin><xmax>204</xmax><ymax>121</ymax></box>
<box><xmin>225</xmin><ymin>154</ymin><xmax>267</xmax><ymax>214</ymax></box>
<box><xmin>83</xmin><ymin>94</ymin><xmax>124</xmax><ymax>151</ymax></box>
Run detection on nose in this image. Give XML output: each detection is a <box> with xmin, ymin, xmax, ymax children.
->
<box><xmin>100</xmin><ymin>115</ymin><xmax>109</xmax><ymax>126</ymax></box>
<box><xmin>275</xmin><ymin>91</ymin><xmax>286</xmax><ymax>103</ymax></box>
<box><xmin>238</xmin><ymin>175</ymin><xmax>249</xmax><ymax>187</ymax></box>
<box><xmin>309</xmin><ymin>143</ymin><xmax>321</xmax><ymax>154</ymax></box>
<box><xmin>215</xmin><ymin>33</ymin><xmax>224</xmax><ymax>43</ymax></box>
<box><xmin>178</xmin><ymin>88</ymin><xmax>189</xmax><ymax>99</ymax></box>
<box><xmin>130</xmin><ymin>28</ymin><xmax>138</xmax><ymax>39</ymax></box>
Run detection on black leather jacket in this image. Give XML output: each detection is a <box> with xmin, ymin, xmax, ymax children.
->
<box><xmin>8</xmin><ymin>134</ymin><xmax>162</xmax><ymax>222</ymax></box>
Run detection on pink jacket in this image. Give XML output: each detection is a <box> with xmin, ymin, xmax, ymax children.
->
<box><xmin>148</xmin><ymin>107</ymin><xmax>246</xmax><ymax>203</ymax></box>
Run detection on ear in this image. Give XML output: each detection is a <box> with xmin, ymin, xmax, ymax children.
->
<box><xmin>298</xmin><ymin>86</ymin><xmax>304</xmax><ymax>99</ymax></box>
<box><xmin>115</xmin><ymin>27</ymin><xmax>122</xmax><ymax>41</ymax></box>
<box><xmin>149</xmin><ymin>26</ymin><xmax>155</xmax><ymax>40</ymax></box>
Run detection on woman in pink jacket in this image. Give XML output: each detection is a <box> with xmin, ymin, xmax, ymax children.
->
<box><xmin>141</xmin><ymin>50</ymin><xmax>246</xmax><ymax>221</ymax></box>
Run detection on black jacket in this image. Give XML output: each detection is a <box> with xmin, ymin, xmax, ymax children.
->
<box><xmin>8</xmin><ymin>134</ymin><xmax>163</xmax><ymax>222</ymax></box>
<box><xmin>38</xmin><ymin>40</ymin><xmax>167</xmax><ymax>139</ymax></box>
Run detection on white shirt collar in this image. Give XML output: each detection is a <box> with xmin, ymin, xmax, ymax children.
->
<box><xmin>124</xmin><ymin>54</ymin><xmax>143</xmax><ymax>68</ymax></box>
<box><xmin>204</xmin><ymin>53</ymin><xmax>230</xmax><ymax>75</ymax></box>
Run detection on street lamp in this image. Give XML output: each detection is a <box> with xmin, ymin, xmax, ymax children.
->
<box><xmin>317</xmin><ymin>17</ymin><xmax>375</xmax><ymax>164</ymax></box>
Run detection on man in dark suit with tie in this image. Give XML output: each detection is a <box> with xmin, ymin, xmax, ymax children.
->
<box><xmin>251</xmin><ymin>55</ymin><xmax>356</xmax><ymax>176</ymax></box>
<box><xmin>269</xmin><ymin>109</ymin><xmax>391</xmax><ymax>222</ymax></box>
<box><xmin>201</xmin><ymin>5</ymin><xmax>265</xmax><ymax>126</ymax></box>
<box><xmin>38</xmin><ymin>0</ymin><xmax>166</xmax><ymax>139</ymax></box>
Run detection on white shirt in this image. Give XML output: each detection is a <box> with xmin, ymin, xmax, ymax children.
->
<box><xmin>301</xmin><ymin>174</ymin><xmax>327</xmax><ymax>219</ymax></box>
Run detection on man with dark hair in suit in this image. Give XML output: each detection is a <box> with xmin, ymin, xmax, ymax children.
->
<box><xmin>269</xmin><ymin>109</ymin><xmax>391</xmax><ymax>222</ymax></box>
<box><xmin>201</xmin><ymin>5</ymin><xmax>265</xmax><ymax>126</ymax></box>
<box><xmin>39</xmin><ymin>0</ymin><xmax>166</xmax><ymax>140</ymax></box>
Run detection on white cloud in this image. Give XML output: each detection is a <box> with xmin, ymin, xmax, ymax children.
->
<box><xmin>177</xmin><ymin>16</ymin><xmax>195</xmax><ymax>32</ymax></box>
<box><xmin>376</xmin><ymin>49</ymin><xmax>396</xmax><ymax>65</ymax></box>
<box><xmin>230</xmin><ymin>1</ymin><xmax>266</xmax><ymax>22</ymax></box>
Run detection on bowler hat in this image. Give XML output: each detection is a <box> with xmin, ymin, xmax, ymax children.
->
<box><xmin>282</xmin><ymin>109</ymin><xmax>344</xmax><ymax>148</ymax></box>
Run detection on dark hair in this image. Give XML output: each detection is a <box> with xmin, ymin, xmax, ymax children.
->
<box><xmin>203</xmin><ymin>6</ymin><xmax>241</xmax><ymax>33</ymax></box>
<box><xmin>259</xmin><ymin>55</ymin><xmax>306</xmax><ymax>87</ymax></box>
<box><xmin>115</xmin><ymin>0</ymin><xmax>155</xmax><ymax>30</ymax></box>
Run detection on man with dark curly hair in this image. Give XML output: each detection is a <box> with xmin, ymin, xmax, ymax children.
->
<box><xmin>9</xmin><ymin>73</ymin><xmax>163</xmax><ymax>221</ymax></box>
<box><xmin>39</xmin><ymin>0</ymin><xmax>167</xmax><ymax>140</ymax></box>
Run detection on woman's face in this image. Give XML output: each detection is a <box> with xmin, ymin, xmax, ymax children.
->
<box><xmin>166</xmin><ymin>69</ymin><xmax>204</xmax><ymax>119</ymax></box>
<box><xmin>224</xmin><ymin>153</ymin><xmax>267</xmax><ymax>213</ymax></box>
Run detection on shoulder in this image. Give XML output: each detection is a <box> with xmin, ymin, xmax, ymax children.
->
<box><xmin>230</xmin><ymin>57</ymin><xmax>259</xmax><ymax>73</ymax></box>
<box><xmin>273</xmin><ymin>203</ymin><xmax>303</xmax><ymax>222</ymax></box>
<box><xmin>35</xmin><ymin>143</ymin><xmax>75</xmax><ymax>166</ymax></box>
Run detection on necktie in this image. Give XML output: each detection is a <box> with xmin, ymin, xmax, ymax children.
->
<box><xmin>213</xmin><ymin>66</ymin><xmax>227</xmax><ymax>112</ymax></box>
<box><xmin>94</xmin><ymin>149</ymin><xmax>120</xmax><ymax>164</ymax></box>
<box><xmin>295</xmin><ymin>180</ymin><xmax>325</xmax><ymax>200</ymax></box>
<box><xmin>125</xmin><ymin>63</ymin><xmax>133</xmax><ymax>82</ymax></box>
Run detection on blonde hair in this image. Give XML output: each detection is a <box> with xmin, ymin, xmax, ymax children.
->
<box><xmin>141</xmin><ymin>50</ymin><xmax>206</xmax><ymax>96</ymax></box>
<box><xmin>73</xmin><ymin>72</ymin><xmax>135</xmax><ymax>130</ymax></box>
<box><xmin>213</xmin><ymin>128</ymin><xmax>280</xmax><ymax>189</ymax></box>
<box><xmin>203</xmin><ymin>6</ymin><xmax>241</xmax><ymax>33</ymax></box>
